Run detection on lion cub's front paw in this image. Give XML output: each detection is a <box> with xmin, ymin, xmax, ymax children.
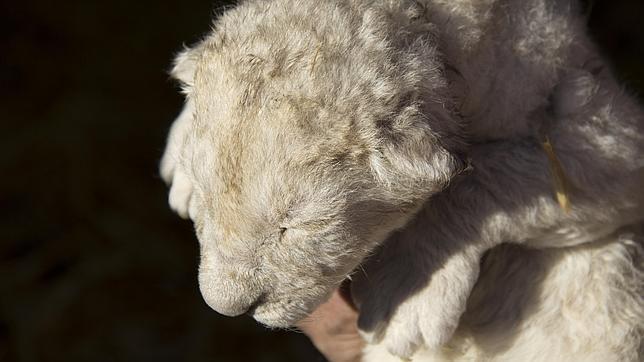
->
<box><xmin>168</xmin><ymin>169</ymin><xmax>194</xmax><ymax>219</ymax></box>
<box><xmin>160</xmin><ymin>101</ymin><xmax>195</xmax><ymax>219</ymax></box>
<box><xmin>352</xmin><ymin>245</ymin><xmax>481</xmax><ymax>359</ymax></box>
<box><xmin>160</xmin><ymin>137</ymin><xmax>194</xmax><ymax>219</ymax></box>
<box><xmin>356</xmin><ymin>283</ymin><xmax>466</xmax><ymax>358</ymax></box>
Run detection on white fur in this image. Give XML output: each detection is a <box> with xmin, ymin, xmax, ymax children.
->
<box><xmin>160</xmin><ymin>0</ymin><xmax>644</xmax><ymax>360</ymax></box>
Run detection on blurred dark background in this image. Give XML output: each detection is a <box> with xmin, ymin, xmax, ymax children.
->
<box><xmin>1</xmin><ymin>1</ymin><xmax>642</xmax><ymax>361</ymax></box>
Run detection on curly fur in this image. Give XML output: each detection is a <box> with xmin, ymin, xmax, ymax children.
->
<box><xmin>160</xmin><ymin>0</ymin><xmax>644</xmax><ymax>360</ymax></box>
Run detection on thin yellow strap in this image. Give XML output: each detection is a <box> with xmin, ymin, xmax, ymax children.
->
<box><xmin>541</xmin><ymin>136</ymin><xmax>571</xmax><ymax>213</ymax></box>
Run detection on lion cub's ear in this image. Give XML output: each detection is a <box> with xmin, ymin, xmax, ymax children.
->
<box><xmin>370</xmin><ymin>114</ymin><xmax>465</xmax><ymax>202</ymax></box>
<box><xmin>170</xmin><ymin>44</ymin><xmax>203</xmax><ymax>90</ymax></box>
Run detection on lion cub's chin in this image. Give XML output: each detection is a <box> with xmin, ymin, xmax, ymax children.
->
<box><xmin>253</xmin><ymin>278</ymin><xmax>357</xmax><ymax>328</ymax></box>
<box><xmin>250</xmin><ymin>301</ymin><xmax>315</xmax><ymax>329</ymax></box>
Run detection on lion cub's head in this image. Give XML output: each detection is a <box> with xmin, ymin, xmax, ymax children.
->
<box><xmin>163</xmin><ymin>1</ymin><xmax>464</xmax><ymax>327</ymax></box>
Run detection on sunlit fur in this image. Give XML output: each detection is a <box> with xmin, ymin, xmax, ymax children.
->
<box><xmin>160</xmin><ymin>0</ymin><xmax>644</xmax><ymax>361</ymax></box>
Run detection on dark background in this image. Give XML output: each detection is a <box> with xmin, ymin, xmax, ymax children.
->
<box><xmin>1</xmin><ymin>1</ymin><xmax>643</xmax><ymax>361</ymax></box>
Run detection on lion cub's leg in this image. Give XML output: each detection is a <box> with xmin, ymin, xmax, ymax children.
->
<box><xmin>352</xmin><ymin>137</ymin><xmax>554</xmax><ymax>358</ymax></box>
<box><xmin>351</xmin><ymin>148</ymin><xmax>540</xmax><ymax>359</ymax></box>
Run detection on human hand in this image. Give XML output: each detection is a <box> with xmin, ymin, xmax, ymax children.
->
<box><xmin>297</xmin><ymin>286</ymin><xmax>364</xmax><ymax>362</ymax></box>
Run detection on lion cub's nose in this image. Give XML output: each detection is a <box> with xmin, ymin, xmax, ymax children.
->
<box><xmin>198</xmin><ymin>269</ymin><xmax>264</xmax><ymax>317</ymax></box>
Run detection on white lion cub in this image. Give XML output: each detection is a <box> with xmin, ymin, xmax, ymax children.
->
<box><xmin>161</xmin><ymin>0</ymin><xmax>644</xmax><ymax>361</ymax></box>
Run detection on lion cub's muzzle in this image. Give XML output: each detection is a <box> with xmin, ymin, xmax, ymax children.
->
<box><xmin>198</xmin><ymin>267</ymin><xmax>265</xmax><ymax>317</ymax></box>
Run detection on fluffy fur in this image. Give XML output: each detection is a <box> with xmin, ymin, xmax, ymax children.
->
<box><xmin>160</xmin><ymin>0</ymin><xmax>644</xmax><ymax>360</ymax></box>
